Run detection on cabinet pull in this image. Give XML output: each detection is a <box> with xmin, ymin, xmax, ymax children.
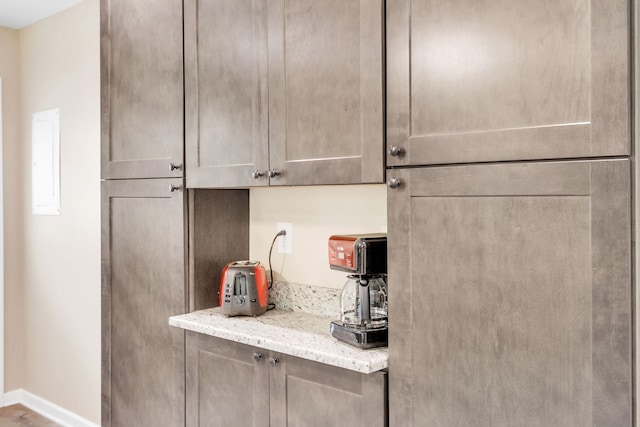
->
<box><xmin>251</xmin><ymin>170</ymin><xmax>265</xmax><ymax>179</ymax></box>
<box><xmin>169</xmin><ymin>162</ymin><xmax>183</xmax><ymax>171</ymax></box>
<box><xmin>388</xmin><ymin>145</ymin><xmax>405</xmax><ymax>157</ymax></box>
<box><xmin>268</xmin><ymin>357</ymin><xmax>279</xmax><ymax>366</ymax></box>
<box><xmin>170</xmin><ymin>184</ymin><xmax>181</xmax><ymax>192</ymax></box>
<box><xmin>268</xmin><ymin>169</ymin><xmax>281</xmax><ymax>178</ymax></box>
<box><xmin>387</xmin><ymin>178</ymin><xmax>402</xmax><ymax>189</ymax></box>
<box><xmin>253</xmin><ymin>353</ymin><xmax>264</xmax><ymax>362</ymax></box>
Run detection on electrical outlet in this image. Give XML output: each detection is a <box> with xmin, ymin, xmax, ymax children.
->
<box><xmin>276</xmin><ymin>222</ymin><xmax>292</xmax><ymax>254</ymax></box>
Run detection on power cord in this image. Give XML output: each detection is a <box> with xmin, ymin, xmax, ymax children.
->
<box><xmin>267</xmin><ymin>229</ymin><xmax>286</xmax><ymax>311</ymax></box>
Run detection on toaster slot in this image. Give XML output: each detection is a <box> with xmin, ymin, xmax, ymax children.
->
<box><xmin>233</xmin><ymin>272</ymin><xmax>248</xmax><ymax>297</ymax></box>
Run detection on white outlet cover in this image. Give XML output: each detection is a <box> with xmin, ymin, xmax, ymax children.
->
<box><xmin>276</xmin><ymin>222</ymin><xmax>292</xmax><ymax>254</ymax></box>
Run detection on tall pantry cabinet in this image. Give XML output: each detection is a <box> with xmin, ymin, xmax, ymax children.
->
<box><xmin>385</xmin><ymin>0</ymin><xmax>632</xmax><ymax>426</ymax></box>
<box><xmin>101</xmin><ymin>1</ymin><xmax>252</xmax><ymax>426</ymax></box>
<box><xmin>101</xmin><ymin>0</ymin><xmax>186</xmax><ymax>425</ymax></box>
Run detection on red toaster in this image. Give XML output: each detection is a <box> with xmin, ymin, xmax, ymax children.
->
<box><xmin>219</xmin><ymin>260</ymin><xmax>269</xmax><ymax>316</ymax></box>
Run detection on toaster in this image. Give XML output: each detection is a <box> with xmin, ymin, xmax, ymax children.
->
<box><xmin>219</xmin><ymin>260</ymin><xmax>269</xmax><ymax>316</ymax></box>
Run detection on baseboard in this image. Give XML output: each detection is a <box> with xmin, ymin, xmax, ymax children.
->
<box><xmin>3</xmin><ymin>389</ymin><xmax>99</xmax><ymax>427</ymax></box>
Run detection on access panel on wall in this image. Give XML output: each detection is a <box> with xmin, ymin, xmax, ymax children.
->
<box><xmin>386</xmin><ymin>0</ymin><xmax>630</xmax><ymax>166</ymax></box>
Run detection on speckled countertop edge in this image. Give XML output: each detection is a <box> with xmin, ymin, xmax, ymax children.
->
<box><xmin>169</xmin><ymin>308</ymin><xmax>388</xmax><ymax>374</ymax></box>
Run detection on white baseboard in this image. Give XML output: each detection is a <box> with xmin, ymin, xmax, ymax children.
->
<box><xmin>3</xmin><ymin>389</ymin><xmax>99</xmax><ymax>427</ymax></box>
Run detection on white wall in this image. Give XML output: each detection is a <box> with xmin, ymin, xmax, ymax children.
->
<box><xmin>250</xmin><ymin>184</ymin><xmax>387</xmax><ymax>290</ymax></box>
<box><xmin>0</xmin><ymin>26</ymin><xmax>23</xmax><ymax>395</ymax></box>
<box><xmin>17</xmin><ymin>0</ymin><xmax>100</xmax><ymax>423</ymax></box>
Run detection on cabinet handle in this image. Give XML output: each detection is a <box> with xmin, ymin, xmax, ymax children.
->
<box><xmin>170</xmin><ymin>184</ymin><xmax>181</xmax><ymax>192</ymax></box>
<box><xmin>253</xmin><ymin>353</ymin><xmax>264</xmax><ymax>362</ymax></box>
<box><xmin>268</xmin><ymin>357</ymin><xmax>279</xmax><ymax>366</ymax></box>
<box><xmin>251</xmin><ymin>170</ymin><xmax>265</xmax><ymax>179</ymax></box>
<box><xmin>387</xmin><ymin>178</ymin><xmax>402</xmax><ymax>189</ymax></box>
<box><xmin>169</xmin><ymin>162</ymin><xmax>183</xmax><ymax>171</ymax></box>
<box><xmin>268</xmin><ymin>169</ymin><xmax>281</xmax><ymax>178</ymax></box>
<box><xmin>388</xmin><ymin>145</ymin><xmax>405</xmax><ymax>157</ymax></box>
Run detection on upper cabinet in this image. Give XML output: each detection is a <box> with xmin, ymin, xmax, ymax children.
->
<box><xmin>185</xmin><ymin>0</ymin><xmax>385</xmax><ymax>187</ymax></box>
<box><xmin>101</xmin><ymin>0</ymin><xmax>184</xmax><ymax>179</ymax></box>
<box><xmin>386</xmin><ymin>0</ymin><xmax>630</xmax><ymax>167</ymax></box>
<box><xmin>267</xmin><ymin>0</ymin><xmax>385</xmax><ymax>186</ymax></box>
<box><xmin>184</xmin><ymin>0</ymin><xmax>269</xmax><ymax>187</ymax></box>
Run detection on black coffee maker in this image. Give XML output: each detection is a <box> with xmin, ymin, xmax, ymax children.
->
<box><xmin>328</xmin><ymin>234</ymin><xmax>388</xmax><ymax>349</ymax></box>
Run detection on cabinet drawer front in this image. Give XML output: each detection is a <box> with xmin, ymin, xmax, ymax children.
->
<box><xmin>387</xmin><ymin>0</ymin><xmax>630</xmax><ymax>166</ymax></box>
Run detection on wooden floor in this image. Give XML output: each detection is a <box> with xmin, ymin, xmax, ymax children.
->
<box><xmin>0</xmin><ymin>405</ymin><xmax>60</xmax><ymax>427</ymax></box>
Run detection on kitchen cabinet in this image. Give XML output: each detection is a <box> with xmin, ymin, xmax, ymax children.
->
<box><xmin>186</xmin><ymin>332</ymin><xmax>388</xmax><ymax>427</ymax></box>
<box><xmin>101</xmin><ymin>0</ymin><xmax>184</xmax><ymax>179</ymax></box>
<box><xmin>187</xmin><ymin>189</ymin><xmax>249</xmax><ymax>312</ymax></box>
<box><xmin>102</xmin><ymin>182</ymin><xmax>249</xmax><ymax>426</ymax></box>
<box><xmin>386</xmin><ymin>0</ymin><xmax>630</xmax><ymax>166</ymax></box>
<box><xmin>101</xmin><ymin>178</ymin><xmax>187</xmax><ymax>427</ymax></box>
<box><xmin>184</xmin><ymin>0</ymin><xmax>384</xmax><ymax>187</ymax></box>
<box><xmin>386</xmin><ymin>160</ymin><xmax>632</xmax><ymax>426</ymax></box>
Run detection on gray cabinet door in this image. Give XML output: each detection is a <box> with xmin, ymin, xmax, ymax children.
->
<box><xmin>387</xmin><ymin>0</ymin><xmax>630</xmax><ymax>166</ymax></box>
<box><xmin>186</xmin><ymin>0</ymin><xmax>385</xmax><ymax>188</ymax></box>
<box><xmin>101</xmin><ymin>0</ymin><xmax>184</xmax><ymax>179</ymax></box>
<box><xmin>186</xmin><ymin>333</ymin><xmax>388</xmax><ymax>427</ymax></box>
<box><xmin>268</xmin><ymin>0</ymin><xmax>384</xmax><ymax>185</ymax></box>
<box><xmin>102</xmin><ymin>179</ymin><xmax>187</xmax><ymax>427</ymax></box>
<box><xmin>186</xmin><ymin>333</ymin><xmax>270</xmax><ymax>427</ymax></box>
<box><xmin>270</xmin><ymin>354</ymin><xmax>387</xmax><ymax>427</ymax></box>
<box><xmin>386</xmin><ymin>160</ymin><xmax>631</xmax><ymax>426</ymax></box>
<box><xmin>184</xmin><ymin>0</ymin><xmax>270</xmax><ymax>188</ymax></box>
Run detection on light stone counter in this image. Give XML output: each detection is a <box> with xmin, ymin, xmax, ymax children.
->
<box><xmin>169</xmin><ymin>307</ymin><xmax>388</xmax><ymax>374</ymax></box>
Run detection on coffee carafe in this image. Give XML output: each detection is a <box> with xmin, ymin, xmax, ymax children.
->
<box><xmin>340</xmin><ymin>275</ymin><xmax>387</xmax><ymax>327</ymax></box>
<box><xmin>328</xmin><ymin>234</ymin><xmax>388</xmax><ymax>349</ymax></box>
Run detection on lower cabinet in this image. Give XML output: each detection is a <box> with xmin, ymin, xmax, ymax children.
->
<box><xmin>102</xmin><ymin>182</ymin><xmax>250</xmax><ymax>427</ymax></box>
<box><xmin>186</xmin><ymin>332</ymin><xmax>388</xmax><ymax>427</ymax></box>
<box><xmin>386</xmin><ymin>160</ymin><xmax>632</xmax><ymax>426</ymax></box>
<box><xmin>101</xmin><ymin>179</ymin><xmax>187</xmax><ymax>427</ymax></box>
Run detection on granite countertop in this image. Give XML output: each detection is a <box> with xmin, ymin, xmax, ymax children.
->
<box><xmin>169</xmin><ymin>308</ymin><xmax>388</xmax><ymax>374</ymax></box>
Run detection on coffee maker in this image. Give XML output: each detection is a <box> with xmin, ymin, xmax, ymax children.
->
<box><xmin>328</xmin><ymin>234</ymin><xmax>388</xmax><ymax>349</ymax></box>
